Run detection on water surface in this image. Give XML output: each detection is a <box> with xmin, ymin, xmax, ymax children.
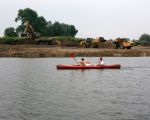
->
<box><xmin>0</xmin><ymin>57</ymin><xmax>150</xmax><ymax>120</ymax></box>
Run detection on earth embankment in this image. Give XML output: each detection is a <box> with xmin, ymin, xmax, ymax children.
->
<box><xmin>0</xmin><ymin>45</ymin><xmax>150</xmax><ymax>57</ymax></box>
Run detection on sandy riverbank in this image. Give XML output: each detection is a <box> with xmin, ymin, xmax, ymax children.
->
<box><xmin>0</xmin><ymin>45</ymin><xmax>150</xmax><ymax>57</ymax></box>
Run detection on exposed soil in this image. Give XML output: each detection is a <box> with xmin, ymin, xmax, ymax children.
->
<box><xmin>0</xmin><ymin>45</ymin><xmax>150</xmax><ymax>57</ymax></box>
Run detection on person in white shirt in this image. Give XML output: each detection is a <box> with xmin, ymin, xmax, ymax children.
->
<box><xmin>98</xmin><ymin>57</ymin><xmax>104</xmax><ymax>65</ymax></box>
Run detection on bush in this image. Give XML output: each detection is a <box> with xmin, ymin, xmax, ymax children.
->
<box><xmin>0</xmin><ymin>37</ymin><xmax>27</xmax><ymax>45</ymax></box>
<box><xmin>4</xmin><ymin>27</ymin><xmax>18</xmax><ymax>37</ymax></box>
<box><xmin>137</xmin><ymin>34</ymin><xmax>150</xmax><ymax>46</ymax></box>
<box><xmin>135</xmin><ymin>40</ymin><xmax>150</xmax><ymax>46</ymax></box>
<box><xmin>139</xmin><ymin>34</ymin><xmax>150</xmax><ymax>42</ymax></box>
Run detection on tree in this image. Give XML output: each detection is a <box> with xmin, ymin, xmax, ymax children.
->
<box><xmin>137</xmin><ymin>34</ymin><xmax>150</xmax><ymax>46</ymax></box>
<box><xmin>4</xmin><ymin>27</ymin><xmax>17</xmax><ymax>37</ymax></box>
<box><xmin>16</xmin><ymin>25</ymin><xmax>24</xmax><ymax>34</ymax></box>
<box><xmin>36</xmin><ymin>16</ymin><xmax>48</xmax><ymax>35</ymax></box>
<box><xmin>49</xmin><ymin>22</ymin><xmax>78</xmax><ymax>37</ymax></box>
<box><xmin>9</xmin><ymin>8</ymin><xmax>78</xmax><ymax>37</ymax></box>
<box><xmin>69</xmin><ymin>25</ymin><xmax>78</xmax><ymax>37</ymax></box>
<box><xmin>15</xmin><ymin>8</ymin><xmax>47</xmax><ymax>36</ymax></box>
<box><xmin>51</xmin><ymin>22</ymin><xmax>63</xmax><ymax>36</ymax></box>
<box><xmin>139</xmin><ymin>34</ymin><xmax>150</xmax><ymax>41</ymax></box>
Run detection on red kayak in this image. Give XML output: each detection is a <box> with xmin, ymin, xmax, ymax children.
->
<box><xmin>56</xmin><ymin>64</ymin><xmax>121</xmax><ymax>69</ymax></box>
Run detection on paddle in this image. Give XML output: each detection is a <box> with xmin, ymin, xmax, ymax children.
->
<box><xmin>70</xmin><ymin>53</ymin><xmax>78</xmax><ymax>64</ymax></box>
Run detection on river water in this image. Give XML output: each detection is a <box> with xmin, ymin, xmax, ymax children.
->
<box><xmin>0</xmin><ymin>57</ymin><xmax>150</xmax><ymax>120</ymax></box>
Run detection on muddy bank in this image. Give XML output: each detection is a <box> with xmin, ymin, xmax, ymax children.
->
<box><xmin>0</xmin><ymin>45</ymin><xmax>150</xmax><ymax>57</ymax></box>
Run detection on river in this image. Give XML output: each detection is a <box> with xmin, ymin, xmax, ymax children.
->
<box><xmin>0</xmin><ymin>57</ymin><xmax>150</xmax><ymax>120</ymax></box>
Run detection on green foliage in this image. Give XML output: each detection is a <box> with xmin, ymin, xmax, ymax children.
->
<box><xmin>0</xmin><ymin>37</ymin><xmax>26</xmax><ymax>44</ymax></box>
<box><xmin>51</xmin><ymin>22</ymin><xmax>63</xmax><ymax>36</ymax></box>
<box><xmin>69</xmin><ymin>25</ymin><xmax>78</xmax><ymax>37</ymax></box>
<box><xmin>0</xmin><ymin>36</ymin><xmax>81</xmax><ymax>46</ymax></box>
<box><xmin>15</xmin><ymin>8</ymin><xmax>78</xmax><ymax>37</ymax></box>
<box><xmin>15</xmin><ymin>8</ymin><xmax>47</xmax><ymax>36</ymax></box>
<box><xmin>48</xmin><ymin>22</ymin><xmax>78</xmax><ymax>37</ymax></box>
<box><xmin>56</xmin><ymin>36</ymin><xmax>81</xmax><ymax>47</ymax></box>
<box><xmin>15</xmin><ymin>8</ymin><xmax>38</xmax><ymax>24</ymax></box>
<box><xmin>139</xmin><ymin>34</ymin><xmax>150</xmax><ymax>42</ymax></box>
<box><xmin>4</xmin><ymin>27</ymin><xmax>18</xmax><ymax>37</ymax></box>
<box><xmin>16</xmin><ymin>25</ymin><xmax>24</xmax><ymax>33</ymax></box>
<box><xmin>56</xmin><ymin>36</ymin><xmax>80</xmax><ymax>41</ymax></box>
<box><xmin>137</xmin><ymin>34</ymin><xmax>150</xmax><ymax>46</ymax></box>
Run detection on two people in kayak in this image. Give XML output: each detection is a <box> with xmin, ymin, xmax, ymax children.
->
<box><xmin>78</xmin><ymin>57</ymin><xmax>104</xmax><ymax>66</ymax></box>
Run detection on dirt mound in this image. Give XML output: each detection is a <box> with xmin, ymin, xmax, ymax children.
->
<box><xmin>99</xmin><ymin>40</ymin><xmax>115</xmax><ymax>49</ymax></box>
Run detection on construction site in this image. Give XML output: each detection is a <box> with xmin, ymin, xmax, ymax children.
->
<box><xmin>1</xmin><ymin>21</ymin><xmax>136</xmax><ymax>49</ymax></box>
<box><xmin>1</xmin><ymin>21</ymin><xmax>150</xmax><ymax>57</ymax></box>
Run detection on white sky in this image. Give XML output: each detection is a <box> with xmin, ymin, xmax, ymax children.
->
<box><xmin>0</xmin><ymin>0</ymin><xmax>150</xmax><ymax>39</ymax></box>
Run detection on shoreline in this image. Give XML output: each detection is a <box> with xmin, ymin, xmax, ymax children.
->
<box><xmin>0</xmin><ymin>45</ymin><xmax>150</xmax><ymax>57</ymax></box>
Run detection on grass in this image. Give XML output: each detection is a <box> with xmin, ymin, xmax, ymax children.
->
<box><xmin>0</xmin><ymin>37</ymin><xmax>28</xmax><ymax>44</ymax></box>
<box><xmin>0</xmin><ymin>36</ymin><xmax>81</xmax><ymax>46</ymax></box>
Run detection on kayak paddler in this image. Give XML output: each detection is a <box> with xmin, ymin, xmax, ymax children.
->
<box><xmin>77</xmin><ymin>58</ymin><xmax>91</xmax><ymax>66</ymax></box>
<box><xmin>98</xmin><ymin>57</ymin><xmax>104</xmax><ymax>65</ymax></box>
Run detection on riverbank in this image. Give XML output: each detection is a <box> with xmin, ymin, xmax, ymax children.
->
<box><xmin>0</xmin><ymin>45</ymin><xmax>150</xmax><ymax>57</ymax></box>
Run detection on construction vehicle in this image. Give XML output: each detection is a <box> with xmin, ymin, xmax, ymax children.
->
<box><xmin>20</xmin><ymin>21</ymin><xmax>61</xmax><ymax>45</ymax></box>
<box><xmin>34</xmin><ymin>37</ymin><xmax>61</xmax><ymax>45</ymax></box>
<box><xmin>79</xmin><ymin>38</ymin><xmax>92</xmax><ymax>47</ymax></box>
<box><xmin>23</xmin><ymin>20</ymin><xmax>40</xmax><ymax>39</ymax></box>
<box><xmin>113</xmin><ymin>38</ymin><xmax>134</xmax><ymax>49</ymax></box>
<box><xmin>79</xmin><ymin>37</ymin><xmax>106</xmax><ymax>48</ymax></box>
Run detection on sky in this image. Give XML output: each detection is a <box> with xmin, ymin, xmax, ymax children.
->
<box><xmin>0</xmin><ymin>0</ymin><xmax>150</xmax><ymax>40</ymax></box>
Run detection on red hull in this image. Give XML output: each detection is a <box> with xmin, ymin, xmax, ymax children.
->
<box><xmin>56</xmin><ymin>64</ymin><xmax>121</xmax><ymax>69</ymax></box>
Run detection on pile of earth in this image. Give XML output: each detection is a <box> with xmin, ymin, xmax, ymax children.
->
<box><xmin>99</xmin><ymin>40</ymin><xmax>115</xmax><ymax>49</ymax></box>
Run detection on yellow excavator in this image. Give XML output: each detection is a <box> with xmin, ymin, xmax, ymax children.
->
<box><xmin>79</xmin><ymin>37</ymin><xmax>106</xmax><ymax>48</ymax></box>
<box><xmin>23</xmin><ymin>21</ymin><xmax>40</xmax><ymax>39</ymax></box>
<box><xmin>113</xmin><ymin>38</ymin><xmax>134</xmax><ymax>49</ymax></box>
<box><xmin>21</xmin><ymin>21</ymin><xmax>61</xmax><ymax>45</ymax></box>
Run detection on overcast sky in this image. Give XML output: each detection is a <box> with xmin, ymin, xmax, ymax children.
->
<box><xmin>0</xmin><ymin>0</ymin><xmax>150</xmax><ymax>39</ymax></box>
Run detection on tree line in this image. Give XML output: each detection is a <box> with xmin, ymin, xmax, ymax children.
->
<box><xmin>3</xmin><ymin>8</ymin><xmax>150</xmax><ymax>46</ymax></box>
<box><xmin>4</xmin><ymin>8</ymin><xmax>78</xmax><ymax>37</ymax></box>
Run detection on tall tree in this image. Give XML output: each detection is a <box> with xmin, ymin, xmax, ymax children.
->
<box><xmin>51</xmin><ymin>22</ymin><xmax>63</xmax><ymax>36</ymax></box>
<box><xmin>15</xmin><ymin>8</ymin><xmax>47</xmax><ymax>36</ymax></box>
<box><xmin>15</xmin><ymin>8</ymin><xmax>38</xmax><ymax>24</ymax></box>
<box><xmin>69</xmin><ymin>25</ymin><xmax>78</xmax><ymax>37</ymax></box>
